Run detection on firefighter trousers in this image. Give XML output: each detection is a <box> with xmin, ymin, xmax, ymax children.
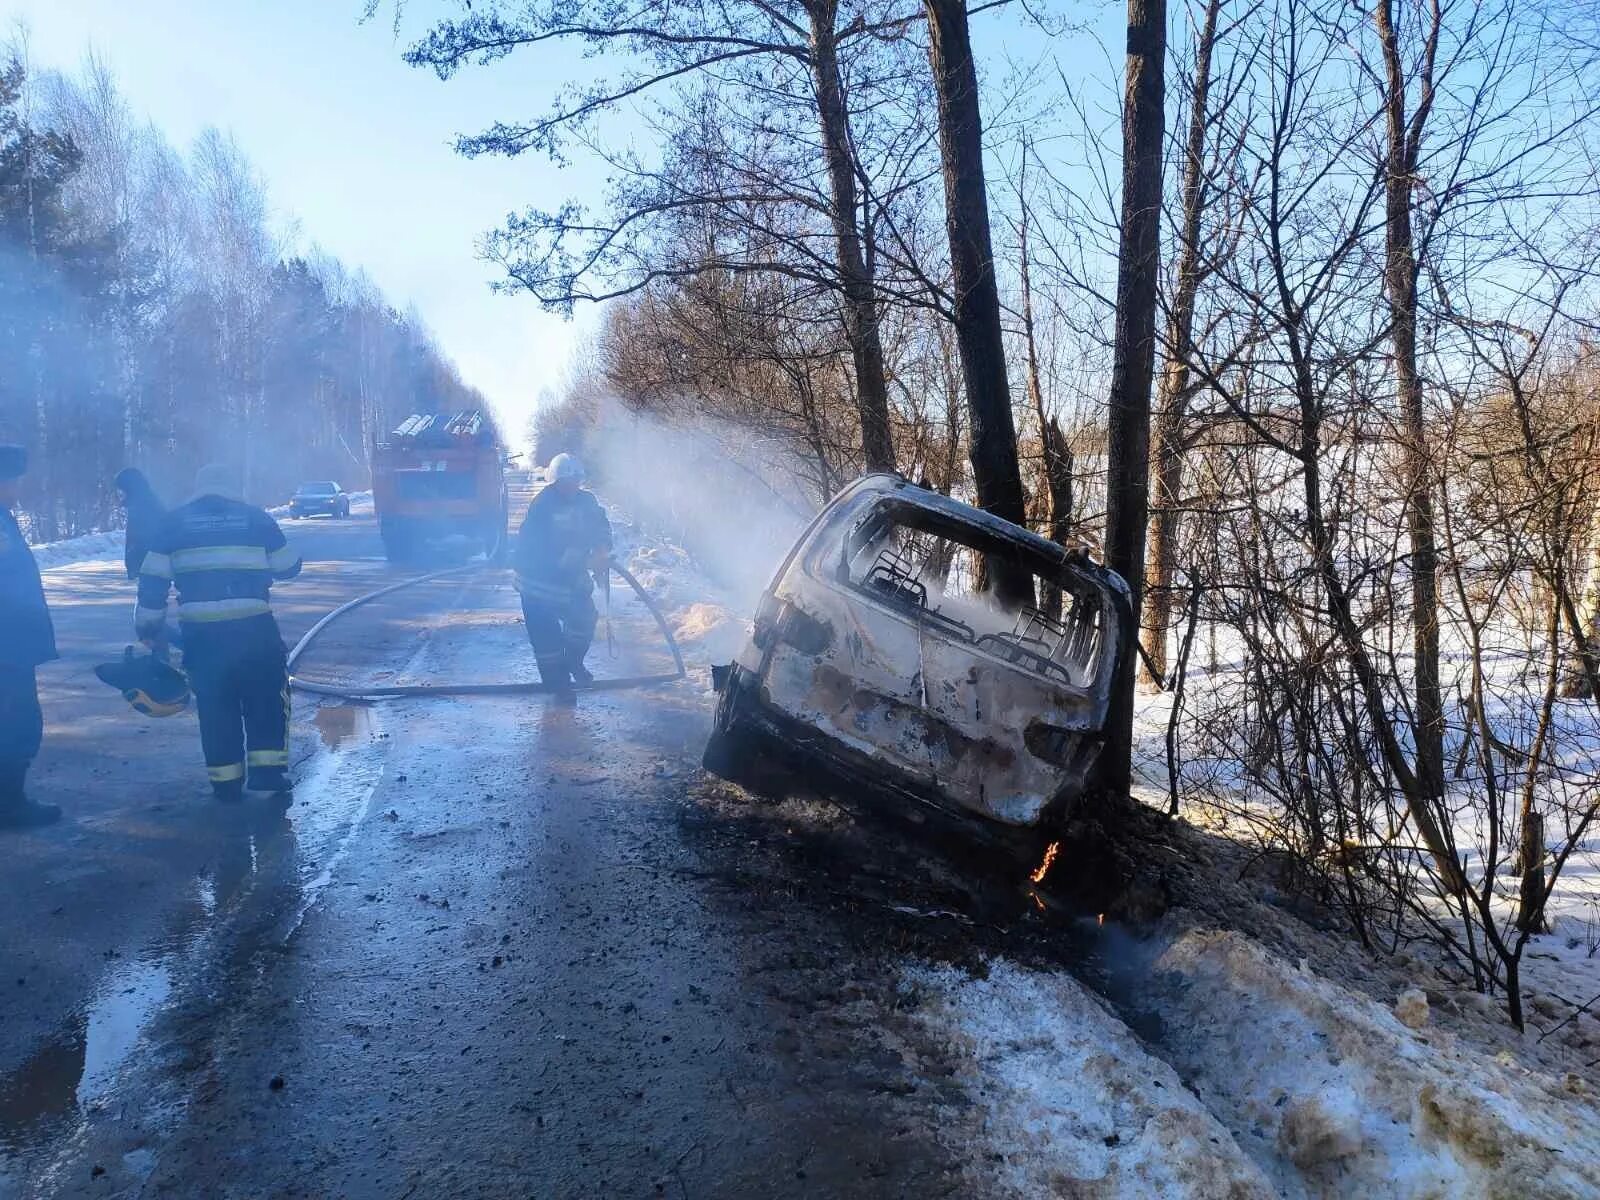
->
<box><xmin>520</xmin><ymin>588</ymin><xmax>597</xmax><ymax>685</ymax></box>
<box><xmin>183</xmin><ymin>623</ymin><xmax>290</xmax><ymax>790</ymax></box>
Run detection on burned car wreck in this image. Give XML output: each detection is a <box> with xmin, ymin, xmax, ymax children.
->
<box><xmin>705</xmin><ymin>474</ymin><xmax>1132</xmax><ymax>852</ymax></box>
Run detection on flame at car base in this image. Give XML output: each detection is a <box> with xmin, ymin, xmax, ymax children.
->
<box><xmin>1029</xmin><ymin>839</ymin><xmax>1060</xmax><ymax>885</ymax></box>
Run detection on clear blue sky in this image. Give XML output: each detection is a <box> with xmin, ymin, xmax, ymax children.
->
<box><xmin>5</xmin><ymin>2</ymin><xmax>1123</xmax><ymax>449</ymax></box>
<box><xmin>5</xmin><ymin>0</ymin><xmax>602</xmax><ymax>445</ymax></box>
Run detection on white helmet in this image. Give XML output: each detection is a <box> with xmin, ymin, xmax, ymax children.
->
<box><xmin>547</xmin><ymin>453</ymin><xmax>585</xmax><ymax>483</ymax></box>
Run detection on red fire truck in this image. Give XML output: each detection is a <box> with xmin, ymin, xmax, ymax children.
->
<box><xmin>372</xmin><ymin>410</ymin><xmax>510</xmax><ymax>562</ymax></box>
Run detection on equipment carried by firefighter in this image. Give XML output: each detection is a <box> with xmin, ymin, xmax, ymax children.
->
<box><xmin>372</xmin><ymin>410</ymin><xmax>510</xmax><ymax>563</ymax></box>
<box><xmin>95</xmin><ymin>646</ymin><xmax>191</xmax><ymax>718</ymax></box>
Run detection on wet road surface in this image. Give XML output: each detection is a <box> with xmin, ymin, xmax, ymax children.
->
<box><xmin>0</xmin><ymin>513</ymin><xmax>979</xmax><ymax>1198</ymax></box>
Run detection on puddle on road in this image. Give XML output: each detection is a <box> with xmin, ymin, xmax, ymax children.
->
<box><xmin>314</xmin><ymin>703</ymin><xmax>371</xmax><ymax>750</ymax></box>
<box><xmin>0</xmin><ymin>701</ymin><xmax>390</xmax><ymax>1175</ymax></box>
<box><xmin>0</xmin><ymin>956</ymin><xmax>171</xmax><ymax>1151</ymax></box>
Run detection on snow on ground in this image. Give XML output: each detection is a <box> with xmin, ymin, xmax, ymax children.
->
<box><xmin>905</xmin><ymin>957</ymin><xmax>1275</xmax><ymax>1198</ymax></box>
<box><xmin>1131</xmin><ymin>636</ymin><xmax>1600</xmax><ymax>1049</ymax></box>
<box><xmin>1153</xmin><ymin>929</ymin><xmax>1600</xmax><ymax>1197</ymax></box>
<box><xmin>913</xmin><ymin>934</ymin><xmax>1600</xmax><ymax>1199</ymax></box>
<box><xmin>604</xmin><ymin>502</ymin><xmax>752</xmax><ymax>669</ymax></box>
<box><xmin>29</xmin><ymin>529</ymin><xmax>126</xmax><ymax>572</ymax></box>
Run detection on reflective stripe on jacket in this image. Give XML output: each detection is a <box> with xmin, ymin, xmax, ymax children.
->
<box><xmin>136</xmin><ymin>494</ymin><xmax>301</xmax><ymax>638</ymax></box>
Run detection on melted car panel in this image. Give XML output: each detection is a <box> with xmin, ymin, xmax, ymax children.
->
<box><xmin>707</xmin><ymin>475</ymin><xmax>1131</xmax><ymax>834</ymax></box>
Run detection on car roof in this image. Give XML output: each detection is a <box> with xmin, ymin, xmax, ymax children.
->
<box><xmin>836</xmin><ymin>474</ymin><xmax>1067</xmax><ymax>558</ymax></box>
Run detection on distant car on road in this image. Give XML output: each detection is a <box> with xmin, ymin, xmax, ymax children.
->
<box><xmin>289</xmin><ymin>481</ymin><xmax>351</xmax><ymax>519</ymax></box>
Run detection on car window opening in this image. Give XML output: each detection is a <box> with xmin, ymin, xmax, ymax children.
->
<box><xmin>835</xmin><ymin>502</ymin><xmax>1104</xmax><ymax>688</ymax></box>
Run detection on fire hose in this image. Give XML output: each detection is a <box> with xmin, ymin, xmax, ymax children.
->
<box><xmin>287</xmin><ymin>560</ymin><xmax>687</xmax><ymax>700</ymax></box>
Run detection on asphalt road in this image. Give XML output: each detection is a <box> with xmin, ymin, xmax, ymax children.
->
<box><xmin>0</xmin><ymin>510</ymin><xmax>972</xmax><ymax>1199</ymax></box>
<box><xmin>0</xmin><ymin>512</ymin><xmax>392</xmax><ymax>1183</ymax></box>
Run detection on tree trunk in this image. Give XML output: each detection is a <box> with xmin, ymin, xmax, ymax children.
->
<box><xmin>1099</xmin><ymin>0</ymin><xmax>1168</xmax><ymax>793</ymax></box>
<box><xmin>1375</xmin><ymin>0</ymin><xmax>1449</xmax><ymax>856</ymax></box>
<box><xmin>1144</xmin><ymin>0</ymin><xmax>1220</xmax><ymax>685</ymax></box>
<box><xmin>1564</xmin><ymin>500</ymin><xmax>1600</xmax><ymax>697</ymax></box>
<box><xmin>1019</xmin><ymin>184</ymin><xmax>1074</xmax><ymax>549</ymax></box>
<box><xmin>922</xmin><ymin>0</ymin><xmax>1031</xmax><ymax>606</ymax></box>
<box><xmin>809</xmin><ymin>1</ymin><xmax>896</xmax><ymax>473</ymax></box>
<box><xmin>1019</xmin><ymin>196</ymin><xmax>1076</xmax><ymax>617</ymax></box>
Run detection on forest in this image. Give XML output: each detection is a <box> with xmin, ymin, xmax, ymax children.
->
<box><xmin>426</xmin><ymin>0</ymin><xmax>1600</xmax><ymax>1024</ymax></box>
<box><xmin>0</xmin><ymin>47</ymin><xmax>484</xmax><ymax>541</ymax></box>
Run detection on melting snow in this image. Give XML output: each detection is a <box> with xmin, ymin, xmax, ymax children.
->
<box><xmin>29</xmin><ymin>530</ymin><xmax>126</xmax><ymax>572</ymax></box>
<box><xmin>912</xmin><ymin>935</ymin><xmax>1600</xmax><ymax>1199</ymax></box>
<box><xmin>905</xmin><ymin>957</ymin><xmax>1274</xmax><ymax>1197</ymax></box>
<box><xmin>604</xmin><ymin>503</ymin><xmax>750</xmax><ymax>670</ymax></box>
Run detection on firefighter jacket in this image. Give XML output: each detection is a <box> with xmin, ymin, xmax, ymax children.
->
<box><xmin>514</xmin><ymin>487</ymin><xmax>612</xmax><ymax>605</ymax></box>
<box><xmin>0</xmin><ymin>504</ymin><xmax>57</xmax><ymax>668</ymax></box>
<box><xmin>135</xmin><ymin>494</ymin><xmax>302</xmax><ymax>642</ymax></box>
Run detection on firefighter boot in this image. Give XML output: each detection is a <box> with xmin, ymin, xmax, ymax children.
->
<box><xmin>0</xmin><ymin>762</ymin><xmax>60</xmax><ymax>829</ymax></box>
<box><xmin>535</xmin><ymin>655</ymin><xmax>572</xmax><ymax>688</ymax></box>
<box><xmin>247</xmin><ymin>766</ymin><xmax>292</xmax><ymax>794</ymax></box>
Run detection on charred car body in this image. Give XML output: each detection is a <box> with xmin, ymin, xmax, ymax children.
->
<box><xmin>705</xmin><ymin>475</ymin><xmax>1131</xmax><ymax>853</ymax></box>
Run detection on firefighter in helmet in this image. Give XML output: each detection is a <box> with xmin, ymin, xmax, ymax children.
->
<box><xmin>515</xmin><ymin>453</ymin><xmax>612</xmax><ymax>692</ymax></box>
<box><xmin>136</xmin><ymin>464</ymin><xmax>302</xmax><ymax>800</ymax></box>
<box><xmin>0</xmin><ymin>444</ymin><xmax>62</xmax><ymax>828</ymax></box>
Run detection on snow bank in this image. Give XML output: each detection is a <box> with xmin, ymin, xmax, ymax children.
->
<box><xmin>669</xmin><ymin>600</ymin><xmax>747</xmax><ymax>663</ymax></box>
<box><xmin>30</xmin><ymin>529</ymin><xmax>125</xmax><ymax>572</ymax></box>
<box><xmin>1147</xmin><ymin>929</ymin><xmax>1600</xmax><ymax>1198</ymax></box>
<box><xmin>29</xmin><ymin>491</ymin><xmax>373</xmax><ymax>571</ymax></box>
<box><xmin>908</xmin><ymin>935</ymin><xmax>1600</xmax><ymax>1199</ymax></box>
<box><xmin>905</xmin><ymin>958</ymin><xmax>1274</xmax><ymax>1198</ymax></box>
<box><xmin>605</xmin><ymin>504</ymin><xmax>751</xmax><ymax>668</ymax></box>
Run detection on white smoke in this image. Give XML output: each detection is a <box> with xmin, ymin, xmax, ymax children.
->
<box><xmin>579</xmin><ymin>398</ymin><xmax>816</xmax><ymax>612</ymax></box>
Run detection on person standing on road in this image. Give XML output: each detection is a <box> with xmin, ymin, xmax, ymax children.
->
<box><xmin>136</xmin><ymin>463</ymin><xmax>302</xmax><ymax>800</ymax></box>
<box><xmin>514</xmin><ymin>453</ymin><xmax>612</xmax><ymax>693</ymax></box>
<box><xmin>115</xmin><ymin>466</ymin><xmax>184</xmax><ymax>652</ymax></box>
<box><xmin>114</xmin><ymin>467</ymin><xmax>166</xmax><ymax>582</ymax></box>
<box><xmin>0</xmin><ymin>445</ymin><xmax>62</xmax><ymax>829</ymax></box>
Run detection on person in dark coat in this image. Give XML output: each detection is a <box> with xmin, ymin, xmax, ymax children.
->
<box><xmin>0</xmin><ymin>445</ymin><xmax>62</xmax><ymax>828</ymax></box>
<box><xmin>114</xmin><ymin>467</ymin><xmax>166</xmax><ymax>582</ymax></box>
<box><xmin>514</xmin><ymin>453</ymin><xmax>612</xmax><ymax>693</ymax></box>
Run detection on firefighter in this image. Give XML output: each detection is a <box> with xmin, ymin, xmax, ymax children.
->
<box><xmin>114</xmin><ymin>467</ymin><xmax>166</xmax><ymax>582</ymax></box>
<box><xmin>136</xmin><ymin>463</ymin><xmax>302</xmax><ymax>800</ymax></box>
<box><xmin>0</xmin><ymin>444</ymin><xmax>62</xmax><ymax>829</ymax></box>
<box><xmin>514</xmin><ymin>453</ymin><xmax>612</xmax><ymax>692</ymax></box>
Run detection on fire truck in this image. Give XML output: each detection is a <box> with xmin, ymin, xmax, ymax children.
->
<box><xmin>372</xmin><ymin>410</ymin><xmax>510</xmax><ymax>562</ymax></box>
